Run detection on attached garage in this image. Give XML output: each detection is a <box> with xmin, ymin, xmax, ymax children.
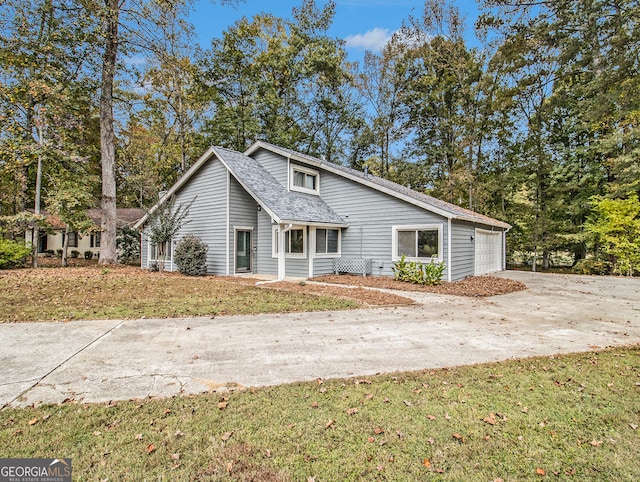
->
<box><xmin>475</xmin><ymin>229</ymin><xmax>503</xmax><ymax>275</ymax></box>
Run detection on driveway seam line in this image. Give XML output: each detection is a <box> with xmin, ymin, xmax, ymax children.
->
<box><xmin>3</xmin><ymin>319</ymin><xmax>127</xmax><ymax>409</ymax></box>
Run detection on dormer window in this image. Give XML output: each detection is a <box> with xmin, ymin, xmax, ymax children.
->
<box><xmin>290</xmin><ymin>165</ymin><xmax>319</xmax><ymax>195</ymax></box>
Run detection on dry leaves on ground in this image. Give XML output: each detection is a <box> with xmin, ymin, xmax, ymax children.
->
<box><xmin>312</xmin><ymin>274</ymin><xmax>527</xmax><ymax>298</ymax></box>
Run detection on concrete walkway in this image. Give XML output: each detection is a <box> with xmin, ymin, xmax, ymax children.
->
<box><xmin>1</xmin><ymin>271</ymin><xmax>639</xmax><ymax>407</ymax></box>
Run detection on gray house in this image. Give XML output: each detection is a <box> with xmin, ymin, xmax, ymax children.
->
<box><xmin>135</xmin><ymin>141</ymin><xmax>510</xmax><ymax>281</ymax></box>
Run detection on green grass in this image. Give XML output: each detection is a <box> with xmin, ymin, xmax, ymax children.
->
<box><xmin>2</xmin><ymin>347</ymin><xmax>639</xmax><ymax>480</ymax></box>
<box><xmin>0</xmin><ymin>267</ymin><xmax>358</xmax><ymax>322</ymax></box>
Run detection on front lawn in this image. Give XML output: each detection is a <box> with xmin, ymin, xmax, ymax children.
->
<box><xmin>0</xmin><ymin>266</ymin><xmax>359</xmax><ymax>322</ymax></box>
<box><xmin>1</xmin><ymin>347</ymin><xmax>638</xmax><ymax>480</ymax></box>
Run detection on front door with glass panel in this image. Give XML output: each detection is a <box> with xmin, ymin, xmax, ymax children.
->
<box><xmin>235</xmin><ymin>230</ymin><xmax>252</xmax><ymax>273</ymax></box>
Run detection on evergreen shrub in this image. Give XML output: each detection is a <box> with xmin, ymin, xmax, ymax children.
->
<box><xmin>174</xmin><ymin>235</ymin><xmax>208</xmax><ymax>276</ymax></box>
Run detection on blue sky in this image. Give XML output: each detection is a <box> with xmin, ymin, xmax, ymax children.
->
<box><xmin>188</xmin><ymin>0</ymin><xmax>481</xmax><ymax>60</ymax></box>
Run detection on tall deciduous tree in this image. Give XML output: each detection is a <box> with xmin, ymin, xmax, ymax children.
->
<box><xmin>198</xmin><ymin>0</ymin><xmax>360</xmax><ymax>161</ymax></box>
<box><xmin>0</xmin><ymin>0</ymin><xmax>98</xmax><ymax>265</ymax></box>
<box><xmin>95</xmin><ymin>0</ymin><xmax>235</xmax><ymax>264</ymax></box>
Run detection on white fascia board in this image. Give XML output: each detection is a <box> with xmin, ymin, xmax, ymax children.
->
<box><xmin>134</xmin><ymin>146</ymin><xmax>216</xmax><ymax>229</ymax></box>
<box><xmin>279</xmin><ymin>220</ymin><xmax>349</xmax><ymax>228</ymax></box>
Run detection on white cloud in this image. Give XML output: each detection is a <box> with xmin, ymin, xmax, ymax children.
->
<box><xmin>344</xmin><ymin>27</ymin><xmax>394</xmax><ymax>51</ymax></box>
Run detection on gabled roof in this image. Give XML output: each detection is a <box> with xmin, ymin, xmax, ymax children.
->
<box><xmin>213</xmin><ymin>146</ymin><xmax>347</xmax><ymax>226</ymax></box>
<box><xmin>134</xmin><ymin>145</ymin><xmax>347</xmax><ymax>229</ymax></box>
<box><xmin>245</xmin><ymin>141</ymin><xmax>511</xmax><ymax>230</ymax></box>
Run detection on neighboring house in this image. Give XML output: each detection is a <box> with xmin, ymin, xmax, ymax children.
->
<box><xmin>135</xmin><ymin>141</ymin><xmax>510</xmax><ymax>281</ymax></box>
<box><xmin>32</xmin><ymin>208</ymin><xmax>144</xmax><ymax>258</ymax></box>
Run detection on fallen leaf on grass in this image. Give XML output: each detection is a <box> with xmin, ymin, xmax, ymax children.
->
<box><xmin>146</xmin><ymin>444</ymin><xmax>156</xmax><ymax>454</ymax></box>
<box><xmin>484</xmin><ymin>416</ymin><xmax>496</xmax><ymax>425</ymax></box>
<box><xmin>423</xmin><ymin>458</ymin><xmax>431</xmax><ymax>468</ymax></box>
<box><xmin>135</xmin><ymin>433</ymin><xmax>143</xmax><ymax>440</ymax></box>
<box><xmin>325</xmin><ymin>420</ymin><xmax>335</xmax><ymax>429</ymax></box>
<box><xmin>590</xmin><ymin>439</ymin><xmax>603</xmax><ymax>447</ymax></box>
<box><xmin>265</xmin><ymin>449</ymin><xmax>272</xmax><ymax>458</ymax></box>
<box><xmin>630</xmin><ymin>423</ymin><xmax>638</xmax><ymax>430</ymax></box>
<box><xmin>174</xmin><ymin>430</ymin><xmax>184</xmax><ymax>437</ymax></box>
<box><xmin>163</xmin><ymin>409</ymin><xmax>171</xmax><ymax>415</ymax></box>
<box><xmin>427</xmin><ymin>415</ymin><xmax>436</xmax><ymax>421</ymax></box>
<box><xmin>221</xmin><ymin>431</ymin><xmax>234</xmax><ymax>441</ymax></box>
<box><xmin>217</xmin><ymin>401</ymin><xmax>228</xmax><ymax>410</ymax></box>
<box><xmin>452</xmin><ymin>433</ymin><xmax>465</xmax><ymax>442</ymax></box>
<box><xmin>227</xmin><ymin>461</ymin><xmax>233</xmax><ymax>473</ymax></box>
<box><xmin>311</xmin><ymin>401</ymin><xmax>319</xmax><ymax>408</ymax></box>
<box><xmin>376</xmin><ymin>465</ymin><xmax>384</xmax><ymax>471</ymax></box>
<box><xmin>403</xmin><ymin>400</ymin><xmax>413</xmax><ymax>406</ymax></box>
<box><xmin>374</xmin><ymin>428</ymin><xmax>384</xmax><ymax>434</ymax></box>
<box><xmin>536</xmin><ymin>468</ymin><xmax>545</xmax><ymax>476</ymax></box>
<box><xmin>367</xmin><ymin>436</ymin><xmax>375</xmax><ymax>443</ymax></box>
<box><xmin>170</xmin><ymin>453</ymin><xmax>180</xmax><ymax>461</ymax></box>
<box><xmin>345</xmin><ymin>408</ymin><xmax>358</xmax><ymax>415</ymax></box>
<box><xmin>28</xmin><ymin>418</ymin><xmax>38</xmax><ymax>426</ymax></box>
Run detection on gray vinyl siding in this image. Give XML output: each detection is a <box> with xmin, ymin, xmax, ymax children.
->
<box><xmin>251</xmin><ymin>149</ymin><xmax>288</xmax><ymax>187</ymax></box>
<box><xmin>170</xmin><ymin>158</ymin><xmax>229</xmax><ymax>274</ymax></box>
<box><xmin>450</xmin><ymin>221</ymin><xmax>475</xmax><ymax>280</ymax></box>
<box><xmin>140</xmin><ymin>231</ymin><xmax>148</xmax><ymax>268</ymax></box>
<box><xmin>314</xmin><ymin>169</ymin><xmax>450</xmax><ymax>278</ymax></box>
<box><xmin>229</xmin><ymin>177</ymin><xmax>258</xmax><ymax>273</ymax></box>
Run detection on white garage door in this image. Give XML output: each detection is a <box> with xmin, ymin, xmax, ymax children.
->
<box><xmin>475</xmin><ymin>230</ymin><xmax>503</xmax><ymax>275</ymax></box>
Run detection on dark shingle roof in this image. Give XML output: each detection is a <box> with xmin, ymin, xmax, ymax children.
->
<box><xmin>213</xmin><ymin>146</ymin><xmax>347</xmax><ymax>226</ymax></box>
<box><xmin>248</xmin><ymin>141</ymin><xmax>510</xmax><ymax>230</ymax></box>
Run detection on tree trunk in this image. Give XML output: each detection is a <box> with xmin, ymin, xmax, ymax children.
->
<box><xmin>99</xmin><ymin>0</ymin><xmax>120</xmax><ymax>265</ymax></box>
<box><xmin>62</xmin><ymin>226</ymin><xmax>69</xmax><ymax>267</ymax></box>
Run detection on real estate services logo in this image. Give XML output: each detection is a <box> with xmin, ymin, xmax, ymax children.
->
<box><xmin>0</xmin><ymin>458</ymin><xmax>71</xmax><ymax>482</ymax></box>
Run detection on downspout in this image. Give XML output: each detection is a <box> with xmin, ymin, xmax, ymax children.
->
<box><xmin>447</xmin><ymin>218</ymin><xmax>452</xmax><ymax>282</ymax></box>
<box><xmin>278</xmin><ymin>223</ymin><xmax>293</xmax><ymax>281</ymax></box>
<box><xmin>309</xmin><ymin>226</ymin><xmax>314</xmax><ymax>278</ymax></box>
<box><xmin>287</xmin><ymin>154</ymin><xmax>291</xmax><ymax>191</ymax></box>
<box><xmin>226</xmin><ymin>170</ymin><xmax>230</xmax><ymax>275</ymax></box>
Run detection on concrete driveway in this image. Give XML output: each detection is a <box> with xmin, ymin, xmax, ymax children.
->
<box><xmin>1</xmin><ymin>271</ymin><xmax>639</xmax><ymax>407</ymax></box>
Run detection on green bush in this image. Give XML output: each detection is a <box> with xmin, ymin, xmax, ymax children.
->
<box><xmin>70</xmin><ymin>250</ymin><xmax>80</xmax><ymax>258</ymax></box>
<box><xmin>174</xmin><ymin>235</ymin><xmax>208</xmax><ymax>276</ymax></box>
<box><xmin>0</xmin><ymin>238</ymin><xmax>32</xmax><ymax>269</ymax></box>
<box><xmin>56</xmin><ymin>249</ymin><xmax>63</xmax><ymax>258</ymax></box>
<box><xmin>392</xmin><ymin>255</ymin><xmax>445</xmax><ymax>285</ymax></box>
<box><xmin>84</xmin><ymin>250</ymin><xmax>93</xmax><ymax>260</ymax></box>
<box><xmin>116</xmin><ymin>226</ymin><xmax>140</xmax><ymax>265</ymax></box>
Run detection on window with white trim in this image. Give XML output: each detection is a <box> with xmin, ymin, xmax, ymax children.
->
<box><xmin>315</xmin><ymin>228</ymin><xmax>340</xmax><ymax>256</ymax></box>
<box><xmin>392</xmin><ymin>225</ymin><xmax>442</xmax><ymax>260</ymax></box>
<box><xmin>290</xmin><ymin>165</ymin><xmax>319</xmax><ymax>195</ymax></box>
<box><xmin>272</xmin><ymin>225</ymin><xmax>306</xmax><ymax>258</ymax></box>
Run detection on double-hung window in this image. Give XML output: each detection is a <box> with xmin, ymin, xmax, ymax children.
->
<box><xmin>272</xmin><ymin>226</ymin><xmax>306</xmax><ymax>258</ymax></box>
<box><xmin>290</xmin><ymin>165</ymin><xmax>319</xmax><ymax>195</ymax></box>
<box><xmin>315</xmin><ymin>228</ymin><xmax>340</xmax><ymax>256</ymax></box>
<box><xmin>392</xmin><ymin>225</ymin><xmax>442</xmax><ymax>260</ymax></box>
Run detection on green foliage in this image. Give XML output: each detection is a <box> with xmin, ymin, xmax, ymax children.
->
<box><xmin>174</xmin><ymin>235</ymin><xmax>208</xmax><ymax>276</ymax></box>
<box><xmin>585</xmin><ymin>195</ymin><xmax>640</xmax><ymax>276</ymax></box>
<box><xmin>84</xmin><ymin>250</ymin><xmax>94</xmax><ymax>260</ymax></box>
<box><xmin>392</xmin><ymin>255</ymin><xmax>446</xmax><ymax>285</ymax></box>
<box><xmin>70</xmin><ymin>250</ymin><xmax>80</xmax><ymax>258</ymax></box>
<box><xmin>146</xmin><ymin>196</ymin><xmax>194</xmax><ymax>247</ymax></box>
<box><xmin>572</xmin><ymin>258</ymin><xmax>612</xmax><ymax>276</ymax></box>
<box><xmin>116</xmin><ymin>226</ymin><xmax>140</xmax><ymax>265</ymax></box>
<box><xmin>0</xmin><ymin>238</ymin><xmax>32</xmax><ymax>269</ymax></box>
